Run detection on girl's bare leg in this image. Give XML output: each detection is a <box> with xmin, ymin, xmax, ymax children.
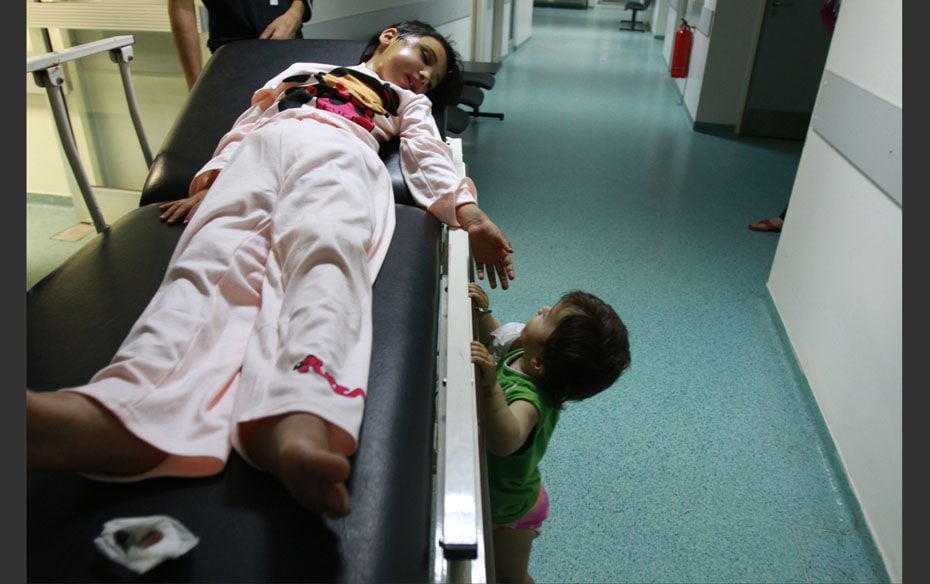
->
<box><xmin>27</xmin><ymin>390</ymin><xmax>167</xmax><ymax>475</ymax></box>
<box><xmin>493</xmin><ymin>526</ymin><xmax>538</xmax><ymax>584</ymax></box>
<box><xmin>239</xmin><ymin>412</ymin><xmax>352</xmax><ymax>518</ymax></box>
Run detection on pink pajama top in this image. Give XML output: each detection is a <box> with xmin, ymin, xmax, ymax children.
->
<box><xmin>188</xmin><ymin>61</ymin><xmax>478</xmax><ymax>279</ymax></box>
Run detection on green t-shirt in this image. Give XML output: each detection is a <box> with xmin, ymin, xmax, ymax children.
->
<box><xmin>486</xmin><ymin>349</ymin><xmax>560</xmax><ymax>524</ymax></box>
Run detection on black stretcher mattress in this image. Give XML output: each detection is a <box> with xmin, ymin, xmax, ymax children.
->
<box><xmin>27</xmin><ymin>39</ymin><xmax>442</xmax><ymax>582</ymax></box>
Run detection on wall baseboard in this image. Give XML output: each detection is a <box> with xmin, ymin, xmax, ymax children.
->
<box><xmin>692</xmin><ymin>121</ymin><xmax>734</xmax><ymax>136</ymax></box>
<box><xmin>762</xmin><ymin>290</ymin><xmax>891</xmax><ymax>583</ymax></box>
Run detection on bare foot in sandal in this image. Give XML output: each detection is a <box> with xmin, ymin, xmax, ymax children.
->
<box><xmin>748</xmin><ymin>216</ymin><xmax>783</xmax><ymax>232</ymax></box>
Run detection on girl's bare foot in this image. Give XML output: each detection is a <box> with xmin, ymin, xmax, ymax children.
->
<box><xmin>27</xmin><ymin>389</ymin><xmax>167</xmax><ymax>475</ymax></box>
<box><xmin>239</xmin><ymin>413</ymin><xmax>352</xmax><ymax>517</ymax></box>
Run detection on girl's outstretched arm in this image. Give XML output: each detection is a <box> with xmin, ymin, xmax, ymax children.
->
<box><xmin>471</xmin><ymin>341</ymin><xmax>539</xmax><ymax>457</ymax></box>
<box><xmin>456</xmin><ymin>203</ymin><xmax>515</xmax><ymax>290</ymax></box>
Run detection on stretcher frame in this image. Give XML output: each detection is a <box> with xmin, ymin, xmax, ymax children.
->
<box><xmin>27</xmin><ymin>35</ymin><xmax>493</xmax><ymax>583</ymax></box>
<box><xmin>433</xmin><ymin>142</ymin><xmax>494</xmax><ymax>583</ymax></box>
<box><xmin>27</xmin><ymin>35</ymin><xmax>152</xmax><ymax>233</ymax></box>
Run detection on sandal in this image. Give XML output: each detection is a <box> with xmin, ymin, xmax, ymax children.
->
<box><xmin>748</xmin><ymin>218</ymin><xmax>782</xmax><ymax>232</ymax></box>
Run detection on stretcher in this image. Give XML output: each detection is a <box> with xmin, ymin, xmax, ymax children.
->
<box><xmin>27</xmin><ymin>36</ymin><xmax>492</xmax><ymax>582</ymax></box>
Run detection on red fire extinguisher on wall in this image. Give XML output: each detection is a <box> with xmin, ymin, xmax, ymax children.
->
<box><xmin>670</xmin><ymin>19</ymin><xmax>693</xmax><ymax>79</ymax></box>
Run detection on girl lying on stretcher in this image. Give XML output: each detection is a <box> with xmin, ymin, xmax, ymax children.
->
<box><xmin>27</xmin><ymin>21</ymin><xmax>515</xmax><ymax>519</ymax></box>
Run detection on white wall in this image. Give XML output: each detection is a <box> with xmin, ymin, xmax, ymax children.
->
<box><xmin>664</xmin><ymin>0</ymin><xmax>702</xmax><ymax>118</ymax></box>
<box><xmin>693</xmin><ymin>0</ymin><xmax>764</xmax><ymax>126</ymax></box>
<box><xmin>767</xmin><ymin>1</ymin><xmax>902</xmax><ymax>581</ymax></box>
<box><xmin>513</xmin><ymin>0</ymin><xmax>534</xmax><ymax>47</ymax></box>
<box><xmin>650</xmin><ymin>0</ymin><xmax>670</xmax><ymax>38</ymax></box>
<box><xmin>680</xmin><ymin>17</ymin><xmax>706</xmax><ymax>120</ymax></box>
<box><xmin>634</xmin><ymin>1</ymin><xmax>655</xmax><ymax>29</ymax></box>
<box><xmin>501</xmin><ymin>0</ymin><xmax>513</xmax><ymax>57</ymax></box>
<box><xmin>661</xmin><ymin>0</ymin><xmax>681</xmax><ymax>66</ymax></box>
<box><xmin>665</xmin><ymin>0</ymin><xmax>765</xmax><ymax>128</ymax></box>
<box><xmin>471</xmin><ymin>0</ymin><xmax>516</xmax><ymax>62</ymax></box>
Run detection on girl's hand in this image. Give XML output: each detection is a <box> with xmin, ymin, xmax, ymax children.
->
<box><xmin>456</xmin><ymin>203</ymin><xmax>515</xmax><ymax>290</ymax></box>
<box><xmin>470</xmin><ymin>340</ymin><xmax>498</xmax><ymax>391</ymax></box>
<box><xmin>159</xmin><ymin>188</ymin><xmax>208</xmax><ymax>224</ymax></box>
<box><xmin>468</xmin><ymin>283</ymin><xmax>490</xmax><ymax>312</ymax></box>
<box><xmin>467</xmin><ymin>220</ymin><xmax>514</xmax><ymax>290</ymax></box>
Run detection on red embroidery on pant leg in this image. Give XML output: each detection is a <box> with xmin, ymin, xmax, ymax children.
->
<box><xmin>294</xmin><ymin>354</ymin><xmax>366</xmax><ymax>401</ymax></box>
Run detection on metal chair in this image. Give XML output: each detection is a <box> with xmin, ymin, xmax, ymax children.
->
<box><xmin>619</xmin><ymin>0</ymin><xmax>652</xmax><ymax>32</ymax></box>
<box><xmin>446</xmin><ymin>105</ymin><xmax>471</xmax><ymax>135</ymax></box>
<box><xmin>459</xmin><ymin>71</ymin><xmax>504</xmax><ymax>121</ymax></box>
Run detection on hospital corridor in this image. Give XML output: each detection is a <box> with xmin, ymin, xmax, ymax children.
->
<box><xmin>451</xmin><ymin>7</ymin><xmax>890</xmax><ymax>583</ymax></box>
<box><xmin>25</xmin><ymin>2</ymin><xmax>900</xmax><ymax>583</ymax></box>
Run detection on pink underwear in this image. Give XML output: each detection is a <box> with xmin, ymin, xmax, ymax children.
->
<box><xmin>501</xmin><ymin>483</ymin><xmax>549</xmax><ymax>531</ymax></box>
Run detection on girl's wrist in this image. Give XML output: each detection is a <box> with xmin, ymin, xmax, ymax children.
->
<box><xmin>480</xmin><ymin>380</ymin><xmax>500</xmax><ymax>394</ymax></box>
<box><xmin>456</xmin><ymin>202</ymin><xmax>485</xmax><ymax>231</ymax></box>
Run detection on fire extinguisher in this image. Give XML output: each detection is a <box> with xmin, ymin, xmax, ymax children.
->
<box><xmin>670</xmin><ymin>19</ymin><xmax>693</xmax><ymax>78</ymax></box>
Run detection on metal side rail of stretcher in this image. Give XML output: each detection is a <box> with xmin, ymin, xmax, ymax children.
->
<box><xmin>432</xmin><ymin>138</ymin><xmax>494</xmax><ymax>583</ymax></box>
<box><xmin>27</xmin><ymin>35</ymin><xmax>152</xmax><ymax>233</ymax></box>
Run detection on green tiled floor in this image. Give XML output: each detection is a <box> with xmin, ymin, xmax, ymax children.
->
<box><xmin>26</xmin><ymin>194</ymin><xmax>95</xmax><ymax>289</ymax></box>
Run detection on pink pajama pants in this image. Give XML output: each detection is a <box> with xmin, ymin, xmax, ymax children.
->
<box><xmin>68</xmin><ymin>117</ymin><xmax>393</xmax><ymax>480</ymax></box>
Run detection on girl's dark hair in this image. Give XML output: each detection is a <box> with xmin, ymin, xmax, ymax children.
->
<box><xmin>360</xmin><ymin>20</ymin><xmax>463</xmax><ymax>109</ymax></box>
<box><xmin>539</xmin><ymin>291</ymin><xmax>631</xmax><ymax>409</ymax></box>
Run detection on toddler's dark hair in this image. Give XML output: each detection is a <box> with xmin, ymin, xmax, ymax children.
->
<box><xmin>540</xmin><ymin>291</ymin><xmax>631</xmax><ymax>408</ymax></box>
<box><xmin>359</xmin><ymin>20</ymin><xmax>464</xmax><ymax>109</ymax></box>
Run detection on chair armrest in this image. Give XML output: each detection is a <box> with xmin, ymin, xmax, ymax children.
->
<box><xmin>458</xmin><ymin>86</ymin><xmax>485</xmax><ymax>109</ymax></box>
<box><xmin>463</xmin><ymin>71</ymin><xmax>495</xmax><ymax>90</ymax></box>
